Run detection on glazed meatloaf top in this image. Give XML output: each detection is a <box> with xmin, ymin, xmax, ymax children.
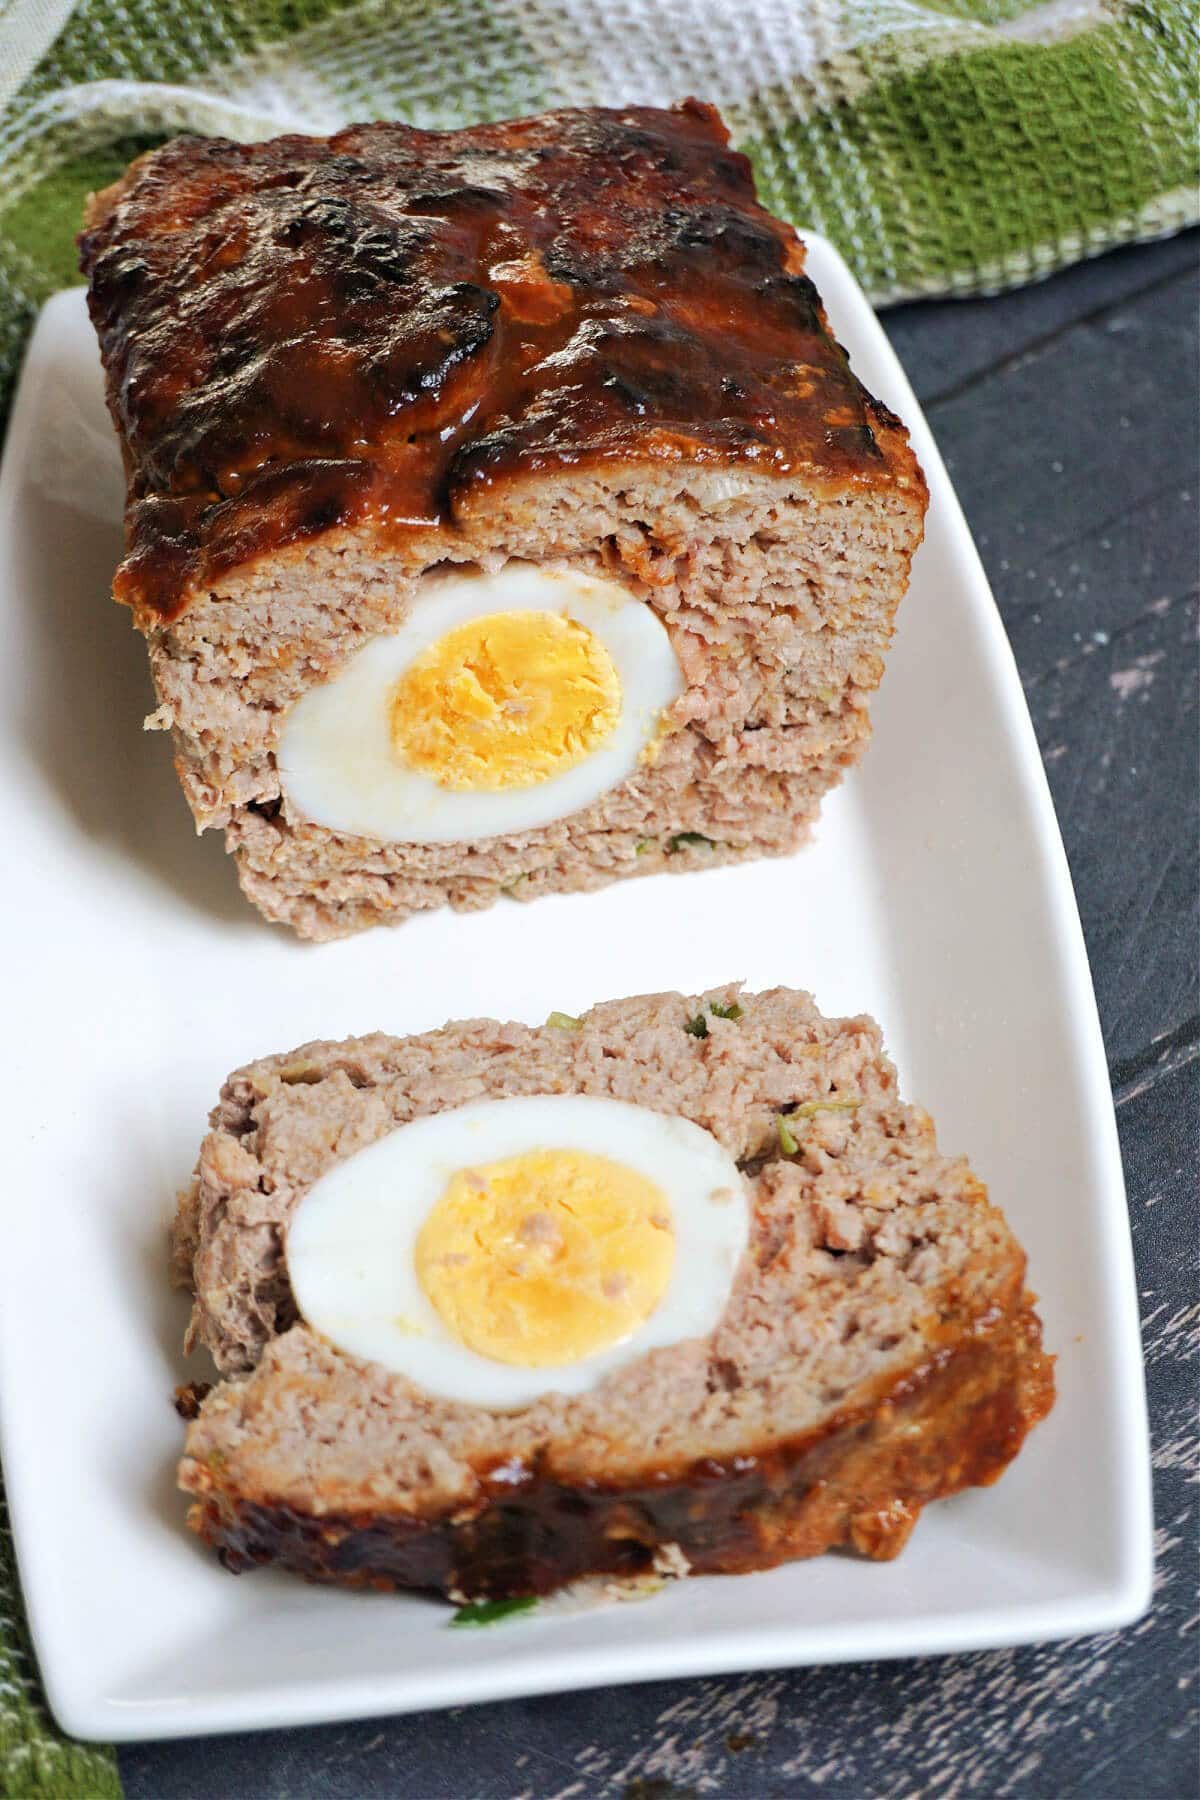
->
<box><xmin>79</xmin><ymin>100</ymin><xmax>922</xmax><ymax>628</ymax></box>
<box><xmin>173</xmin><ymin>987</ymin><xmax>1050</xmax><ymax>1509</ymax></box>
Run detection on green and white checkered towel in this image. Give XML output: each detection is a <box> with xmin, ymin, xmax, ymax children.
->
<box><xmin>0</xmin><ymin>0</ymin><xmax>1195</xmax><ymax>1789</ymax></box>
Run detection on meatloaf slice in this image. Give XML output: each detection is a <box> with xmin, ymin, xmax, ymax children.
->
<box><xmin>173</xmin><ymin>987</ymin><xmax>1054</xmax><ymax>1598</ymax></box>
<box><xmin>79</xmin><ymin>102</ymin><xmax>926</xmax><ymax>940</ymax></box>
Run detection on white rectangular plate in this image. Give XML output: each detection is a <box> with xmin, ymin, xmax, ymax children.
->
<box><xmin>0</xmin><ymin>235</ymin><xmax>1151</xmax><ymax>1743</ymax></box>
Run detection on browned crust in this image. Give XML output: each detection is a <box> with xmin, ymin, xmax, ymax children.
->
<box><xmin>180</xmin><ymin>1298</ymin><xmax>1054</xmax><ymax>1600</ymax></box>
<box><xmin>78</xmin><ymin>100</ymin><xmax>925</xmax><ymax>629</ymax></box>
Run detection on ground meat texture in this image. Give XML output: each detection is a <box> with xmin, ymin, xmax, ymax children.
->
<box><xmin>173</xmin><ymin>986</ymin><xmax>1054</xmax><ymax>1598</ymax></box>
<box><xmin>79</xmin><ymin>103</ymin><xmax>927</xmax><ymax>940</ymax></box>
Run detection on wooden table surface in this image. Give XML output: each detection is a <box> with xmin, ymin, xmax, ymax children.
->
<box><xmin>118</xmin><ymin>230</ymin><xmax>1199</xmax><ymax>1800</ymax></box>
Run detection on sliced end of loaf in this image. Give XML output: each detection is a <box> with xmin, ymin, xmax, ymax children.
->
<box><xmin>173</xmin><ymin>987</ymin><xmax>1054</xmax><ymax>1595</ymax></box>
<box><xmin>145</xmin><ymin>459</ymin><xmax>923</xmax><ymax>938</ymax></box>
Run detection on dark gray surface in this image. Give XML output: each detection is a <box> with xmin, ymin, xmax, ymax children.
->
<box><xmin>120</xmin><ymin>232</ymin><xmax>1200</xmax><ymax>1800</ymax></box>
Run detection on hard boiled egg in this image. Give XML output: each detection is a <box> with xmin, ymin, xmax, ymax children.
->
<box><xmin>286</xmin><ymin>1094</ymin><xmax>749</xmax><ymax>1407</ymax></box>
<box><xmin>276</xmin><ymin>564</ymin><xmax>683</xmax><ymax>842</ymax></box>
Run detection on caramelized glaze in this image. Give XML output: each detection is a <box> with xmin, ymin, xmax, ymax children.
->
<box><xmin>182</xmin><ymin>1299</ymin><xmax>1055</xmax><ymax>1599</ymax></box>
<box><xmin>80</xmin><ymin>101</ymin><xmax>904</xmax><ymax>626</ymax></box>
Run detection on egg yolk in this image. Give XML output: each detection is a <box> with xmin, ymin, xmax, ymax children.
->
<box><xmin>388</xmin><ymin>611</ymin><xmax>622</xmax><ymax>791</ymax></box>
<box><xmin>415</xmin><ymin>1148</ymin><xmax>675</xmax><ymax>1366</ymax></box>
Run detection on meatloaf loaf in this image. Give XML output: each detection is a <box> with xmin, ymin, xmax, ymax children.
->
<box><xmin>172</xmin><ymin>986</ymin><xmax>1054</xmax><ymax>1598</ymax></box>
<box><xmin>80</xmin><ymin>101</ymin><xmax>927</xmax><ymax>940</ymax></box>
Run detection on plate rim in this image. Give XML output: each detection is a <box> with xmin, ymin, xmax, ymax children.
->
<box><xmin>0</xmin><ymin>235</ymin><xmax>1153</xmax><ymax>1743</ymax></box>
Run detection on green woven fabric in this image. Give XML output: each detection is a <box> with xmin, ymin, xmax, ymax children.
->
<box><xmin>0</xmin><ymin>0</ymin><xmax>1195</xmax><ymax>1791</ymax></box>
<box><xmin>1</xmin><ymin>1491</ymin><xmax>119</xmax><ymax>1798</ymax></box>
<box><xmin>0</xmin><ymin>0</ymin><xmax>1196</xmax><ymax>423</ymax></box>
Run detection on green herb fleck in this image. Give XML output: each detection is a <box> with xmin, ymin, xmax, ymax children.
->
<box><xmin>545</xmin><ymin>1011</ymin><xmax>582</xmax><ymax>1031</ymax></box>
<box><xmin>501</xmin><ymin>872</ymin><xmax>528</xmax><ymax>894</ymax></box>
<box><xmin>635</xmin><ymin>839</ymin><xmax>652</xmax><ymax>855</ymax></box>
<box><xmin>687</xmin><ymin>1001</ymin><xmax>742</xmax><ymax>1038</ymax></box>
<box><xmin>778</xmin><ymin>1098</ymin><xmax>862</xmax><ymax>1155</ymax></box>
<box><xmin>450</xmin><ymin>1595</ymin><xmax>538</xmax><ymax>1629</ymax></box>
<box><xmin>666</xmin><ymin>831</ymin><xmax>716</xmax><ymax>854</ymax></box>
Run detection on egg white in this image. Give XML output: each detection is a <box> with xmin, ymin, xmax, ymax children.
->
<box><xmin>276</xmin><ymin>564</ymin><xmax>683</xmax><ymax>843</ymax></box>
<box><xmin>285</xmin><ymin>1094</ymin><xmax>749</xmax><ymax>1407</ymax></box>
